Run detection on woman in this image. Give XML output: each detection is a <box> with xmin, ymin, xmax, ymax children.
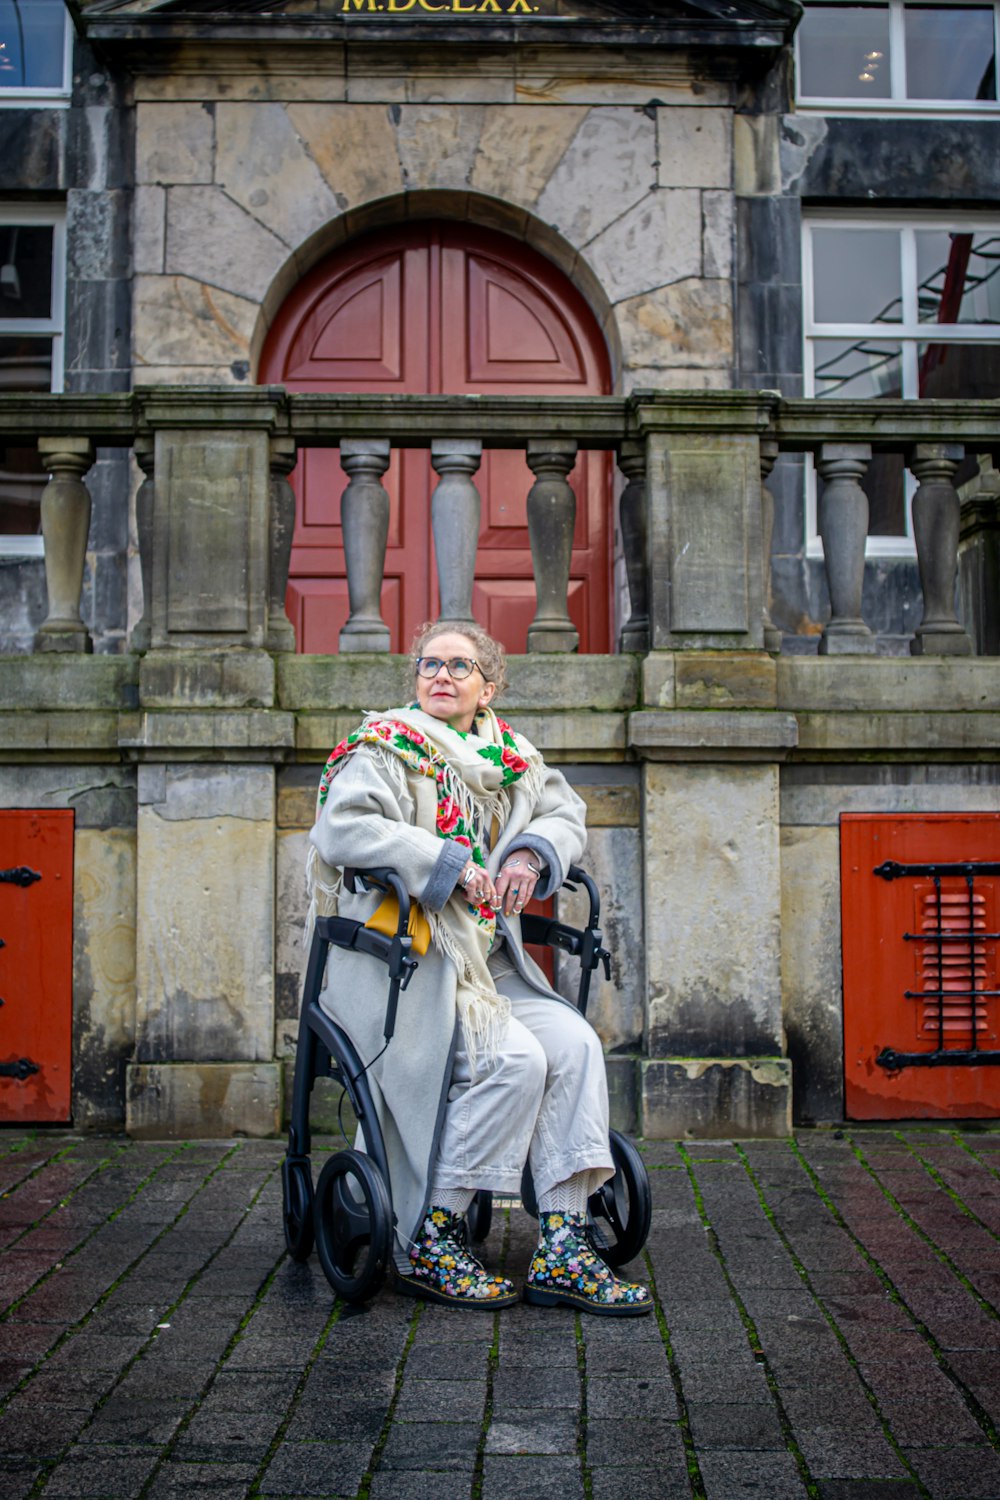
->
<box><xmin>307</xmin><ymin>620</ymin><xmax>650</xmax><ymax>1317</ymax></box>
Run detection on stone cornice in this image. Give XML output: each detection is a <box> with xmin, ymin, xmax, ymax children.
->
<box><xmin>79</xmin><ymin>0</ymin><xmax>801</xmax><ymax>52</ymax></box>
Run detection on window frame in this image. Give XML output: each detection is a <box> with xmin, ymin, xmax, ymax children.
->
<box><xmin>795</xmin><ymin>0</ymin><xmax>1000</xmax><ymax>116</ymax></box>
<box><xmin>0</xmin><ymin>204</ymin><xmax>66</xmax><ymax>559</ymax></box>
<box><xmin>802</xmin><ymin>210</ymin><xmax>1000</xmax><ymax>558</ymax></box>
<box><xmin>0</xmin><ymin>1</ymin><xmax>72</xmax><ymax>108</ymax></box>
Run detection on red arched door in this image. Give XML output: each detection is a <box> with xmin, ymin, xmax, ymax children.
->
<box><xmin>260</xmin><ymin>222</ymin><xmax>613</xmax><ymax>653</ymax></box>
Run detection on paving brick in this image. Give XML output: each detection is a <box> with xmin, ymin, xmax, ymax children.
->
<box><xmin>686</xmin><ymin>1399</ymin><xmax>787</xmax><ymax>1450</ymax></box>
<box><xmin>42</xmin><ymin>1446</ymin><xmax>161</xmax><ymax>1498</ymax></box>
<box><xmin>485</xmin><ymin>1410</ymin><xmax>578</xmax><ymax>1455</ymax></box>
<box><xmin>698</xmin><ymin>1449</ymin><xmax>807</xmax><ymax>1499</ymax></box>
<box><xmin>482</xmin><ymin>1454</ymin><xmax>583</xmax><ymax>1498</ymax></box>
<box><xmin>378</xmin><ymin>1420</ymin><xmax>480</xmax><ymax>1471</ymax></box>
<box><xmin>258</xmin><ymin>1440</ymin><xmax>370</xmax><ymax>1496</ymax></box>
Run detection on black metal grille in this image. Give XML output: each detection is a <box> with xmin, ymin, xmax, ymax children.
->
<box><xmin>873</xmin><ymin>860</ymin><xmax>1000</xmax><ymax>1071</ymax></box>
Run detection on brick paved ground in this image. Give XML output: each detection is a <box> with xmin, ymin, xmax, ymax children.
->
<box><xmin>1</xmin><ymin>1129</ymin><xmax>999</xmax><ymax>1500</ymax></box>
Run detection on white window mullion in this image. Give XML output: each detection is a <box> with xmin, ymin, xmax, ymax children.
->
<box><xmin>889</xmin><ymin>0</ymin><xmax>908</xmax><ymax>100</ymax></box>
<box><xmin>899</xmin><ymin>227</ymin><xmax>919</xmax><ymax>331</ymax></box>
<box><xmin>900</xmin><ymin>340</ymin><xmax>921</xmax><ymax>399</ymax></box>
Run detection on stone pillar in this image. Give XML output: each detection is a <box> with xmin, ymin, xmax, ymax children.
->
<box><xmin>431</xmin><ymin>438</ymin><xmax>482</xmax><ymax>623</ymax></box>
<box><xmin>148</xmin><ymin>426</ymin><xmax>272</xmax><ymax>648</ymax></box>
<box><xmin>266</xmin><ymin>437</ymin><xmax>298</xmax><ymax>653</ymax></box>
<box><xmin>127</xmin><ymin>761</ymin><xmax>281</xmax><ymax>1140</ymax></box>
<box><xmin>339</xmin><ymin>439</ymin><xmax>391</xmax><ymax>653</ymax></box>
<box><xmin>816</xmin><ymin>443</ymin><xmax>876</xmax><ymax>655</ymax></box>
<box><xmin>130</xmin><ymin>437</ymin><xmax>155</xmax><ymax>653</ymax></box>
<box><xmin>35</xmin><ymin>436</ymin><xmax>95</xmax><ymax>654</ymax></box>
<box><xmin>908</xmin><ymin>443</ymin><xmax>973</xmax><ymax>657</ymax></box>
<box><xmin>760</xmin><ymin>438</ymin><xmax>782</xmax><ymax>654</ymax></box>
<box><xmin>617</xmin><ymin>440</ymin><xmax>649</xmax><ymax>654</ymax></box>
<box><xmin>526</xmin><ymin>438</ymin><xmax>579</xmax><ymax>653</ymax></box>
<box><xmin>959</xmin><ymin>469</ymin><xmax>1000</xmax><ymax>656</ymax></box>
<box><xmin>631</xmin><ymin>393</ymin><xmax>772</xmax><ymax>651</ymax></box>
<box><xmin>637</xmin><ymin>750</ymin><xmax>792</xmax><ymax>1138</ymax></box>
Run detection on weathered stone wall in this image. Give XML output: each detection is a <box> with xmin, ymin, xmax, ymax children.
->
<box><xmin>0</xmin><ymin>35</ymin><xmax>133</xmax><ymax>657</ymax></box>
<box><xmin>776</xmin><ymin>657</ymin><xmax>1000</xmax><ymax>1124</ymax></box>
<box><xmin>131</xmin><ymin>51</ymin><xmax>736</xmax><ymax>391</ymax></box>
<box><xmin>737</xmin><ymin>95</ymin><xmax>1000</xmax><ymax>652</ymax></box>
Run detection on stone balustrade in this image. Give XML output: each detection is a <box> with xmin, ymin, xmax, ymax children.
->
<box><xmin>0</xmin><ymin>388</ymin><xmax>997</xmax><ymax>657</ymax></box>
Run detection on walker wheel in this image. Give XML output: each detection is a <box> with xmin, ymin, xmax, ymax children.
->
<box><xmin>587</xmin><ymin>1129</ymin><xmax>652</xmax><ymax>1270</ymax></box>
<box><xmin>314</xmin><ymin>1149</ymin><xmax>393</xmax><ymax>1304</ymax></box>
<box><xmin>465</xmin><ymin>1190</ymin><xmax>493</xmax><ymax>1244</ymax></box>
<box><xmin>282</xmin><ymin>1157</ymin><xmax>315</xmax><ymax>1262</ymax></box>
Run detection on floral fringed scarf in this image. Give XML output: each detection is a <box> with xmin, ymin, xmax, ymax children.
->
<box><xmin>306</xmin><ymin>705</ymin><xmax>543</xmax><ymax>1066</ymax></box>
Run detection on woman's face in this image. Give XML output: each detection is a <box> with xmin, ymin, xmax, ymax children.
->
<box><xmin>415</xmin><ymin>631</ymin><xmax>496</xmax><ymax>732</ymax></box>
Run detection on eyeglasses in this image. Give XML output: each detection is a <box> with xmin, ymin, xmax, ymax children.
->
<box><xmin>415</xmin><ymin>656</ymin><xmax>485</xmax><ymax>681</ymax></box>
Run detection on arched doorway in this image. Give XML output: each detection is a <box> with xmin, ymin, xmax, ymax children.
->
<box><xmin>260</xmin><ymin>221</ymin><xmax>613</xmax><ymax>653</ymax></box>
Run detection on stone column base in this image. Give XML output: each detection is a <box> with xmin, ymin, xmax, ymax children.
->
<box><xmin>126</xmin><ymin>1063</ymin><xmax>282</xmax><ymax>1139</ymax></box>
<box><xmin>911</xmin><ymin>627</ymin><xmax>974</xmax><ymax>657</ymax></box>
<box><xmin>640</xmin><ymin>1057</ymin><xmax>792</xmax><ymax>1139</ymax></box>
<box><xmin>36</xmin><ymin>625</ymin><xmax>93</xmax><ymax>654</ymax></box>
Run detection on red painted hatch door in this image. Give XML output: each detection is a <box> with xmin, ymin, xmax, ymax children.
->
<box><xmin>841</xmin><ymin>813</ymin><xmax>1000</xmax><ymax>1120</ymax></box>
<box><xmin>260</xmin><ymin>221</ymin><xmax>613</xmax><ymax>654</ymax></box>
<box><xmin>0</xmin><ymin>810</ymin><xmax>74</xmax><ymax>1123</ymax></box>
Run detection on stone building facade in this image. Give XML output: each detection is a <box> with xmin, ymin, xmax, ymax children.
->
<box><xmin>0</xmin><ymin>0</ymin><xmax>998</xmax><ymax>1138</ymax></box>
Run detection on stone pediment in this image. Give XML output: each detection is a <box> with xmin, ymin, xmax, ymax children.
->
<box><xmin>80</xmin><ymin>0</ymin><xmax>801</xmax><ymax>47</ymax></box>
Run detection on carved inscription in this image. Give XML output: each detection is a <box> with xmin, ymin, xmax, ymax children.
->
<box><xmin>342</xmin><ymin>0</ymin><xmax>544</xmax><ymax>11</ymax></box>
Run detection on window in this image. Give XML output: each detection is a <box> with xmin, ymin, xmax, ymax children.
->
<box><xmin>796</xmin><ymin>0</ymin><xmax>999</xmax><ymax>111</ymax></box>
<box><xmin>0</xmin><ymin>208</ymin><xmax>65</xmax><ymax>557</ymax></box>
<box><xmin>0</xmin><ymin>0</ymin><xmax>71</xmax><ymax>104</ymax></box>
<box><xmin>803</xmin><ymin>216</ymin><xmax>1000</xmax><ymax>549</ymax></box>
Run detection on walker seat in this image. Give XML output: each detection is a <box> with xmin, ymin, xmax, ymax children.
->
<box><xmin>282</xmin><ymin>865</ymin><xmax>652</xmax><ymax>1304</ymax></box>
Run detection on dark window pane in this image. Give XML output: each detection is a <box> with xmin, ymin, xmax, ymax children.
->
<box><xmin>0</xmin><ymin>334</ymin><xmax>50</xmax><ymax>535</ymax></box>
<box><xmin>905</xmin><ymin>5</ymin><xmax>997</xmax><ymax>99</ymax></box>
<box><xmin>798</xmin><ymin>5</ymin><xmax>892</xmax><ymax>97</ymax></box>
<box><xmin>0</xmin><ymin>225</ymin><xmax>54</xmax><ymax>320</ymax></box>
<box><xmin>812</xmin><ymin>229</ymin><xmax>902</xmax><ymax>323</ymax></box>
<box><xmin>918</xmin><ymin>340</ymin><xmax>1000</xmax><ymax>397</ymax></box>
<box><xmin>864</xmin><ymin>453</ymin><xmax>906</xmax><ymax>535</ymax></box>
<box><xmin>916</xmin><ymin>231</ymin><xmax>1000</xmax><ymax>325</ymax></box>
<box><xmin>0</xmin><ymin>0</ymin><xmax>66</xmax><ymax>89</ymax></box>
<box><xmin>0</xmin><ymin>333</ymin><xmax>51</xmax><ymax>391</ymax></box>
<box><xmin>813</xmin><ymin>338</ymin><xmax>904</xmax><ymax>398</ymax></box>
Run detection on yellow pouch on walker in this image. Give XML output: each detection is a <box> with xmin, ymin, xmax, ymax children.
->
<box><xmin>364</xmin><ymin>893</ymin><xmax>432</xmax><ymax>956</ymax></box>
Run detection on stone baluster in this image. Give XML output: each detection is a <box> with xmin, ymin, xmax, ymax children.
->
<box><xmin>816</xmin><ymin>443</ymin><xmax>876</xmax><ymax>655</ymax></box>
<box><xmin>339</xmin><ymin>439</ymin><xmax>392</xmax><ymax>652</ymax></box>
<box><xmin>908</xmin><ymin>443</ymin><xmax>973</xmax><ymax>656</ymax></box>
<box><xmin>430</xmin><ymin>438</ymin><xmax>482</xmax><ymax>624</ymax></box>
<box><xmin>760</xmin><ymin>438</ymin><xmax>782</xmax><ymax>654</ymax></box>
<box><xmin>617</xmin><ymin>439</ymin><xmax>649</xmax><ymax>653</ymax></box>
<box><xmin>35</xmin><ymin>436</ymin><xmax>95</xmax><ymax>653</ymax></box>
<box><xmin>526</xmin><ymin>438</ymin><xmax>579</xmax><ymax>653</ymax></box>
<box><xmin>266</xmin><ymin>437</ymin><xmax>298</xmax><ymax>653</ymax></box>
<box><xmin>130</xmin><ymin>436</ymin><xmax>155</xmax><ymax>653</ymax></box>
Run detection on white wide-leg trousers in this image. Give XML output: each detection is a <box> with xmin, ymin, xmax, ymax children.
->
<box><xmin>430</xmin><ymin>975</ymin><xmax>614</xmax><ymax>1207</ymax></box>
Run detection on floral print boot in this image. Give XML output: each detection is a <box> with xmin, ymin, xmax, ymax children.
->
<box><xmin>524</xmin><ymin>1212</ymin><xmax>652</xmax><ymax>1317</ymax></box>
<box><xmin>401</xmin><ymin>1207</ymin><xmax>518</xmax><ymax>1309</ymax></box>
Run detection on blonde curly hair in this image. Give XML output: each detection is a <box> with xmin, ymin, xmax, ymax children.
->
<box><xmin>409</xmin><ymin>619</ymin><xmax>509</xmax><ymax>700</ymax></box>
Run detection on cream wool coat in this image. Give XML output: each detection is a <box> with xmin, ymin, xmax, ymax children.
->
<box><xmin>308</xmin><ymin>738</ymin><xmax>588</xmax><ymax>1259</ymax></box>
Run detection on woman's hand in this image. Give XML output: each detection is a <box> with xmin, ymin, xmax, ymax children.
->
<box><xmin>494</xmin><ymin>848</ymin><xmax>542</xmax><ymax>918</ymax></box>
<box><xmin>459</xmin><ymin>860</ymin><xmax>497</xmax><ymax>909</ymax></box>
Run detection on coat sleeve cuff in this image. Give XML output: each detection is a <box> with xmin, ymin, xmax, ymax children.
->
<box><xmin>419</xmin><ymin>838</ymin><xmax>470</xmax><ymax>912</ymax></box>
<box><xmin>516</xmin><ymin>835</ymin><xmax>563</xmax><ymax>901</ymax></box>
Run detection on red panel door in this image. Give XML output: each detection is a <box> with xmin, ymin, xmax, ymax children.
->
<box><xmin>841</xmin><ymin>813</ymin><xmax>1000</xmax><ymax>1120</ymax></box>
<box><xmin>0</xmin><ymin>811</ymin><xmax>73</xmax><ymax>1123</ymax></box>
<box><xmin>260</xmin><ymin>222</ymin><xmax>613</xmax><ymax>654</ymax></box>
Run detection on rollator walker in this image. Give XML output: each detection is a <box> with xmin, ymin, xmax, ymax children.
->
<box><xmin>281</xmin><ymin>864</ymin><xmax>652</xmax><ymax>1304</ymax></box>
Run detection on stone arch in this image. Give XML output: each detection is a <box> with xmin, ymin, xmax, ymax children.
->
<box><xmin>249</xmin><ymin>190</ymin><xmax>623</xmax><ymax>387</ymax></box>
